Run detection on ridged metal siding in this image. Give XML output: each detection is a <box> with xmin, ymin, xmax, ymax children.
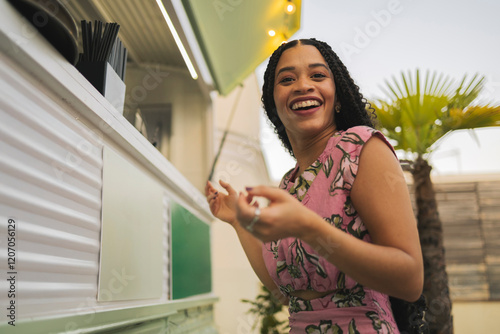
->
<box><xmin>0</xmin><ymin>54</ymin><xmax>103</xmax><ymax>319</ymax></box>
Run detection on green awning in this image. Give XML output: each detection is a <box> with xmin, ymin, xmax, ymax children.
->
<box><xmin>182</xmin><ymin>0</ymin><xmax>301</xmax><ymax>95</ymax></box>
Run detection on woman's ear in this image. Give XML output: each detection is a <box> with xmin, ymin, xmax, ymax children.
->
<box><xmin>335</xmin><ymin>103</ymin><xmax>341</xmax><ymax>114</ymax></box>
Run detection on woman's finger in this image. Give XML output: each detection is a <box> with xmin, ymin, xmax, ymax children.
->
<box><xmin>205</xmin><ymin>181</ymin><xmax>218</xmax><ymax>200</ymax></box>
<box><xmin>219</xmin><ymin>179</ymin><xmax>236</xmax><ymax>196</ymax></box>
<box><xmin>237</xmin><ymin>191</ymin><xmax>250</xmax><ymax>210</ymax></box>
<box><xmin>207</xmin><ymin>192</ymin><xmax>218</xmax><ymax>202</ymax></box>
<box><xmin>237</xmin><ymin>192</ymin><xmax>262</xmax><ymax>233</ymax></box>
<box><xmin>237</xmin><ymin>192</ymin><xmax>257</xmax><ymax>220</ymax></box>
<box><xmin>245</xmin><ymin>192</ymin><xmax>255</xmax><ymax>205</ymax></box>
<box><xmin>205</xmin><ymin>180</ymin><xmax>217</xmax><ymax>196</ymax></box>
<box><xmin>205</xmin><ymin>181</ymin><xmax>211</xmax><ymax>196</ymax></box>
<box><xmin>246</xmin><ymin>185</ymin><xmax>287</xmax><ymax>202</ymax></box>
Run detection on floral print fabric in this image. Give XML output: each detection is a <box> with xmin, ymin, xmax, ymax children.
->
<box><xmin>262</xmin><ymin>126</ymin><xmax>399</xmax><ymax>333</ymax></box>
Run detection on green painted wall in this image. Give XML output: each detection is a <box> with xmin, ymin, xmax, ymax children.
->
<box><xmin>171</xmin><ymin>202</ymin><xmax>212</xmax><ymax>299</ymax></box>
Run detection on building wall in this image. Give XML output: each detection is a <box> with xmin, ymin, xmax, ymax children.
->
<box><xmin>124</xmin><ymin>65</ymin><xmax>212</xmax><ymax>191</ymax></box>
<box><xmin>453</xmin><ymin>301</ymin><xmax>500</xmax><ymax>333</ymax></box>
<box><xmin>211</xmin><ymin>73</ymin><xmax>272</xmax><ymax>334</ymax></box>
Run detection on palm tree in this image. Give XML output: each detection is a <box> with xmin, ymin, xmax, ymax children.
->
<box><xmin>372</xmin><ymin>69</ymin><xmax>500</xmax><ymax>334</ymax></box>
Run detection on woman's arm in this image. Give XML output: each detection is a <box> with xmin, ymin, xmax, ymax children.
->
<box><xmin>238</xmin><ymin>137</ymin><xmax>423</xmax><ymax>302</ymax></box>
<box><xmin>233</xmin><ymin>223</ymin><xmax>288</xmax><ymax>304</ymax></box>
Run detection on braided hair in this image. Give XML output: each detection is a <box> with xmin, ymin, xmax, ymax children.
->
<box><xmin>262</xmin><ymin>38</ymin><xmax>376</xmax><ymax>157</ymax></box>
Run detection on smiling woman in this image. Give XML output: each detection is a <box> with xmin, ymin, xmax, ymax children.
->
<box><xmin>272</xmin><ymin>45</ymin><xmax>337</xmax><ymax>159</ymax></box>
<box><xmin>206</xmin><ymin>38</ymin><xmax>426</xmax><ymax>333</ymax></box>
<box><xmin>262</xmin><ymin>39</ymin><xmax>376</xmax><ymax>159</ymax></box>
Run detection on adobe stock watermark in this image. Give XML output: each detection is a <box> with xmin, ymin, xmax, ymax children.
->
<box><xmin>50</xmin><ymin>119</ymin><xmax>107</xmax><ymax>186</ymax></box>
<box><xmin>213</xmin><ymin>0</ymin><xmax>244</xmax><ymax>21</ymax></box>
<box><xmin>211</xmin><ymin>133</ymin><xmax>261</xmax><ymax>185</ymax></box>
<box><xmin>6</xmin><ymin>0</ymin><xmax>73</xmax><ymax>55</ymax></box>
<box><xmin>234</xmin><ymin>286</ymin><xmax>288</xmax><ymax>334</ymax></box>
<box><xmin>481</xmin><ymin>74</ymin><xmax>500</xmax><ymax>103</ymax></box>
<box><xmin>125</xmin><ymin>65</ymin><xmax>170</xmax><ymax>111</ymax></box>
<box><xmin>55</xmin><ymin>267</ymin><xmax>135</xmax><ymax>333</ymax></box>
<box><xmin>6</xmin><ymin>18</ymin><xmax>39</xmax><ymax>55</ymax></box>
<box><xmin>339</xmin><ymin>0</ymin><xmax>412</xmax><ymax>62</ymax></box>
<box><xmin>234</xmin><ymin>313</ymin><xmax>258</xmax><ymax>334</ymax></box>
<box><xmin>314</xmin><ymin>234</ymin><xmax>341</xmax><ymax>259</ymax></box>
<box><xmin>212</xmin><ymin>159</ymin><xmax>243</xmax><ymax>185</ymax></box>
<box><xmin>384</xmin><ymin>170</ymin><xmax>407</xmax><ymax>193</ymax></box>
<box><xmin>51</xmin><ymin>65</ymin><xmax>170</xmax><ymax>183</ymax></box>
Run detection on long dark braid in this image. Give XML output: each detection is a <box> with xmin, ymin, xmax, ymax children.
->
<box><xmin>262</xmin><ymin>38</ymin><xmax>376</xmax><ymax>157</ymax></box>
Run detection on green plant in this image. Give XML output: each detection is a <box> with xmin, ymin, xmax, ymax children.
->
<box><xmin>241</xmin><ymin>285</ymin><xmax>289</xmax><ymax>334</ymax></box>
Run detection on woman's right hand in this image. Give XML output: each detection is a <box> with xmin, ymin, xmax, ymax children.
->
<box><xmin>205</xmin><ymin>180</ymin><xmax>239</xmax><ymax>226</ymax></box>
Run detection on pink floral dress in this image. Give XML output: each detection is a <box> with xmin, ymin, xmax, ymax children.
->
<box><xmin>262</xmin><ymin>126</ymin><xmax>400</xmax><ymax>333</ymax></box>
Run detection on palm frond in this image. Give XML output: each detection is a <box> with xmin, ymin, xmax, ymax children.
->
<box><xmin>372</xmin><ymin>69</ymin><xmax>500</xmax><ymax>156</ymax></box>
<box><xmin>442</xmin><ymin>105</ymin><xmax>500</xmax><ymax>131</ymax></box>
<box><xmin>448</xmin><ymin>74</ymin><xmax>485</xmax><ymax>109</ymax></box>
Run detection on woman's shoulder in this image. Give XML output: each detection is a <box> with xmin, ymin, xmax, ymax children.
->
<box><xmin>338</xmin><ymin>126</ymin><xmax>395</xmax><ymax>156</ymax></box>
<box><xmin>335</xmin><ymin>126</ymin><xmax>377</xmax><ymax>147</ymax></box>
<box><xmin>340</xmin><ymin>125</ymin><xmax>378</xmax><ymax>138</ymax></box>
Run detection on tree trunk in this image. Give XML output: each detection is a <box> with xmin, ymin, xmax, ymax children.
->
<box><xmin>412</xmin><ymin>156</ymin><xmax>453</xmax><ymax>334</ymax></box>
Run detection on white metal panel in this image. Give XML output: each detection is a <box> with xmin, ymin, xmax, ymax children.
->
<box><xmin>0</xmin><ymin>53</ymin><xmax>103</xmax><ymax>319</ymax></box>
<box><xmin>98</xmin><ymin>146</ymin><xmax>165</xmax><ymax>301</ymax></box>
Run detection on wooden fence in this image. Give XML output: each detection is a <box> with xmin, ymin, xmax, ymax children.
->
<box><xmin>409</xmin><ymin>177</ymin><xmax>500</xmax><ymax>301</ymax></box>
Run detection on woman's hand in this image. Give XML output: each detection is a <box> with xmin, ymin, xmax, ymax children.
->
<box><xmin>236</xmin><ymin>186</ymin><xmax>318</xmax><ymax>242</ymax></box>
<box><xmin>207</xmin><ymin>183</ymin><xmax>291</xmax><ymax>302</ymax></box>
<box><xmin>205</xmin><ymin>180</ymin><xmax>239</xmax><ymax>226</ymax></box>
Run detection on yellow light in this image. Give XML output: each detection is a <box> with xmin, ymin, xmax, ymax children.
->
<box><xmin>156</xmin><ymin>0</ymin><xmax>198</xmax><ymax>80</ymax></box>
<box><xmin>268</xmin><ymin>30</ymin><xmax>276</xmax><ymax>37</ymax></box>
<box><xmin>285</xmin><ymin>2</ymin><xmax>296</xmax><ymax>14</ymax></box>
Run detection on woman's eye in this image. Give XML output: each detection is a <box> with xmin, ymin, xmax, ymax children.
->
<box><xmin>312</xmin><ymin>73</ymin><xmax>326</xmax><ymax>79</ymax></box>
<box><xmin>279</xmin><ymin>77</ymin><xmax>294</xmax><ymax>83</ymax></box>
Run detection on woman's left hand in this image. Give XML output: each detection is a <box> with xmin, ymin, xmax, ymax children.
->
<box><xmin>236</xmin><ymin>186</ymin><xmax>317</xmax><ymax>242</ymax></box>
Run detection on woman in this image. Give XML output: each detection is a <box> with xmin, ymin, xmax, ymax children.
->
<box><xmin>205</xmin><ymin>38</ymin><xmax>423</xmax><ymax>333</ymax></box>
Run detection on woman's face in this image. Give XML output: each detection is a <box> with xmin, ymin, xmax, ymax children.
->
<box><xmin>273</xmin><ymin>44</ymin><xmax>337</xmax><ymax>143</ymax></box>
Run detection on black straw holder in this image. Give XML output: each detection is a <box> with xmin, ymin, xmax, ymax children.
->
<box><xmin>76</xmin><ymin>60</ymin><xmax>125</xmax><ymax>113</ymax></box>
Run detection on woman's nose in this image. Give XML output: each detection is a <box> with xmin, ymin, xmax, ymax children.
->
<box><xmin>294</xmin><ymin>78</ymin><xmax>314</xmax><ymax>92</ymax></box>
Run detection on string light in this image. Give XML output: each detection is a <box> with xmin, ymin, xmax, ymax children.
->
<box><xmin>285</xmin><ymin>1</ymin><xmax>296</xmax><ymax>14</ymax></box>
<box><xmin>268</xmin><ymin>29</ymin><xmax>276</xmax><ymax>37</ymax></box>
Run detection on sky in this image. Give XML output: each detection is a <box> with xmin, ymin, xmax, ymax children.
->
<box><xmin>258</xmin><ymin>0</ymin><xmax>500</xmax><ymax>182</ymax></box>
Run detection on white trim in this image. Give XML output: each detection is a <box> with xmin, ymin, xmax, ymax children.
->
<box><xmin>170</xmin><ymin>0</ymin><xmax>214</xmax><ymax>86</ymax></box>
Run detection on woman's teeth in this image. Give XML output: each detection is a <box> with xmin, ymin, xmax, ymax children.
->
<box><xmin>291</xmin><ymin>100</ymin><xmax>321</xmax><ymax>110</ymax></box>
